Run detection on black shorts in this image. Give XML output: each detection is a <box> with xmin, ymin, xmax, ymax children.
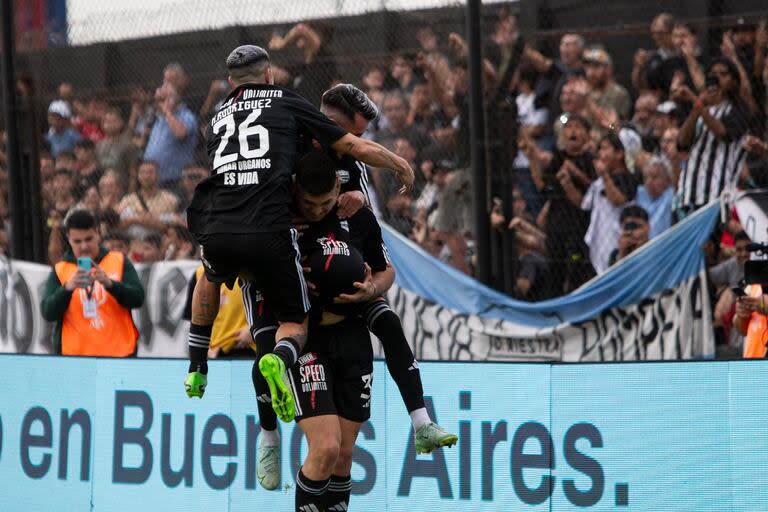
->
<box><xmin>287</xmin><ymin>317</ymin><xmax>373</xmax><ymax>423</ymax></box>
<box><xmin>198</xmin><ymin>230</ymin><xmax>309</xmax><ymax>323</ymax></box>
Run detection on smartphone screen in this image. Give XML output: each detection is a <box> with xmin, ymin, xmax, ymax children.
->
<box><xmin>76</xmin><ymin>257</ymin><xmax>92</xmax><ymax>271</ymax></box>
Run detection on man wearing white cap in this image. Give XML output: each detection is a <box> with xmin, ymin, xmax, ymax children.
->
<box><xmin>45</xmin><ymin>100</ymin><xmax>82</xmax><ymax>158</ymax></box>
<box><xmin>584</xmin><ymin>47</ymin><xmax>631</xmax><ymax>120</ymax></box>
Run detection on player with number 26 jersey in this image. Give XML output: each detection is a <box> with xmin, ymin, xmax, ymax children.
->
<box><xmin>188</xmin><ymin>84</ymin><xmax>347</xmax><ymax>235</ymax></box>
<box><xmin>184</xmin><ymin>45</ymin><xmax>416</xmax><ymax>432</ymax></box>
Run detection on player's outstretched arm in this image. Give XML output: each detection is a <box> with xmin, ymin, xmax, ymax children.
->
<box><xmin>332</xmin><ymin>133</ymin><xmax>414</xmax><ymax>192</ymax></box>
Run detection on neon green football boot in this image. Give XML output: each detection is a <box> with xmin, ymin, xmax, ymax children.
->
<box><xmin>184</xmin><ymin>371</ymin><xmax>207</xmax><ymax>398</ymax></box>
<box><xmin>258</xmin><ymin>354</ymin><xmax>296</xmax><ymax>423</ymax></box>
<box><xmin>415</xmin><ymin>422</ymin><xmax>459</xmax><ymax>454</ymax></box>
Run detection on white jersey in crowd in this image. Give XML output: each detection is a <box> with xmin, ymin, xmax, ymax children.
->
<box><xmin>678</xmin><ymin>100</ymin><xmax>748</xmax><ymax>209</ymax></box>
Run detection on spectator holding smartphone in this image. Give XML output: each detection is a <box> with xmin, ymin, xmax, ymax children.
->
<box><xmin>673</xmin><ymin>57</ymin><xmax>751</xmax><ymax>217</ymax></box>
<box><xmin>581</xmin><ymin>132</ymin><xmax>639</xmax><ymax>273</ymax></box>
<box><xmin>40</xmin><ymin>209</ymin><xmax>144</xmax><ymax>356</ymax></box>
<box><xmin>608</xmin><ymin>205</ymin><xmax>650</xmax><ymax>266</ymax></box>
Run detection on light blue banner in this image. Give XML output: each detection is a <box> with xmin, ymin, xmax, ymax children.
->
<box><xmin>1</xmin><ymin>355</ymin><xmax>767</xmax><ymax>511</ymax></box>
<box><xmin>381</xmin><ymin>201</ymin><xmax>720</xmax><ymax>326</ymax></box>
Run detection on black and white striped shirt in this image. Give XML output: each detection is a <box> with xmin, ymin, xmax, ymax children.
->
<box><xmin>678</xmin><ymin>100</ymin><xmax>749</xmax><ymax>209</ymax></box>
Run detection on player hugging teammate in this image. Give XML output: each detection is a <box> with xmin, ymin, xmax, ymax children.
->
<box><xmin>184</xmin><ymin>44</ymin><xmax>456</xmax><ymax>511</ymax></box>
<box><xmin>253</xmin><ymin>151</ymin><xmax>457</xmax><ymax>511</ymax></box>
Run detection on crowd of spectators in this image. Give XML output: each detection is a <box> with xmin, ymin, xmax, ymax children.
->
<box><xmin>481</xmin><ymin>13</ymin><xmax>768</xmax><ymax>302</ymax></box>
<box><xmin>0</xmin><ymin>8</ymin><xmax>767</xmax><ymax>330</ymax></box>
<box><xmin>14</xmin><ymin>63</ymin><xmax>205</xmax><ymax>267</ymax></box>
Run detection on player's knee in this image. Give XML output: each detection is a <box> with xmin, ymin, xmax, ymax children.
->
<box><xmin>311</xmin><ymin>435</ymin><xmax>341</xmax><ymax>472</ymax></box>
<box><xmin>335</xmin><ymin>443</ymin><xmax>355</xmax><ymax>474</ymax></box>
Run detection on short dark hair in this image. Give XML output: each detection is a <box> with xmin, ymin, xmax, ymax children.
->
<box><xmin>600</xmin><ymin>132</ymin><xmax>625</xmax><ymax>152</ymax></box>
<box><xmin>100</xmin><ymin>208</ymin><xmax>120</xmax><ymax>231</ymax></box>
<box><xmin>103</xmin><ymin>230</ymin><xmax>130</xmax><ymax>245</ymax></box>
<box><xmin>140</xmin><ymin>231</ymin><xmax>163</xmax><ymax>248</ymax></box>
<box><xmin>735</xmin><ymin>231</ymin><xmax>751</xmax><ymax>243</ymax></box>
<box><xmin>64</xmin><ymin>208</ymin><xmax>97</xmax><ymax>233</ymax></box>
<box><xmin>57</xmin><ymin>150</ymin><xmax>75</xmax><ymax>161</ymax></box>
<box><xmin>673</xmin><ymin>22</ymin><xmax>697</xmax><ymax>36</ymax></box>
<box><xmin>139</xmin><ymin>159</ymin><xmax>159</xmax><ymax>170</ymax></box>
<box><xmin>563</xmin><ymin>113</ymin><xmax>591</xmax><ymax>132</ymax></box>
<box><xmin>226</xmin><ymin>45</ymin><xmax>269</xmax><ymax>69</ymax></box>
<box><xmin>295</xmin><ymin>151</ymin><xmax>338</xmax><ymax>195</ymax></box>
<box><xmin>392</xmin><ymin>52</ymin><xmax>415</xmax><ymax>65</ymax></box>
<box><xmin>321</xmin><ymin>84</ymin><xmax>378</xmax><ymax>122</ymax></box>
<box><xmin>620</xmin><ymin>205</ymin><xmax>649</xmax><ymax>223</ymax></box>
<box><xmin>518</xmin><ymin>64</ymin><xmax>539</xmax><ymax>86</ymax></box>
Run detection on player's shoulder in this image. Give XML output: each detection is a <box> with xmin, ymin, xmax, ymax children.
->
<box><xmin>348</xmin><ymin>206</ymin><xmax>379</xmax><ymax>230</ymax></box>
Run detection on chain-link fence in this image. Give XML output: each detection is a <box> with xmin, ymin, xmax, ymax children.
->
<box><xmin>1</xmin><ymin>0</ymin><xmax>767</xmax><ymax>316</ymax></box>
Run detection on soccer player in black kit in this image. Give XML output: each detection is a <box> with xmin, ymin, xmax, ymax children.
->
<box><xmin>252</xmin><ymin>85</ymin><xmax>457</xmax><ymax>494</ymax></box>
<box><xmin>184</xmin><ymin>45</ymin><xmax>414</xmax><ymax>424</ymax></box>
<box><xmin>253</xmin><ymin>151</ymin><xmax>401</xmax><ymax>511</ymax></box>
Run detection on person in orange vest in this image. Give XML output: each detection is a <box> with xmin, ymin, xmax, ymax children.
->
<box><xmin>734</xmin><ymin>284</ymin><xmax>768</xmax><ymax>358</ymax></box>
<box><xmin>40</xmin><ymin>209</ymin><xmax>145</xmax><ymax>356</ymax></box>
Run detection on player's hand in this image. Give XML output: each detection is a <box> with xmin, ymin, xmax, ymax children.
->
<box><xmin>334</xmin><ymin>264</ymin><xmax>375</xmax><ymax>303</ymax></box>
<box><xmin>91</xmin><ymin>266</ymin><xmax>113</xmax><ymax>289</ymax></box>
<box><xmin>64</xmin><ymin>268</ymin><xmax>91</xmax><ymax>292</ymax></box>
<box><xmin>337</xmin><ymin>191</ymin><xmax>365</xmax><ymax>219</ymax></box>
<box><xmin>301</xmin><ymin>260</ymin><xmax>319</xmax><ymax>297</ymax></box>
<box><xmin>395</xmin><ymin>159</ymin><xmax>415</xmax><ymax>194</ymax></box>
<box><xmin>207</xmin><ymin>346</ymin><xmax>221</xmax><ymax>359</ymax></box>
<box><xmin>234</xmin><ymin>327</ymin><xmax>254</xmax><ymax>350</ymax></box>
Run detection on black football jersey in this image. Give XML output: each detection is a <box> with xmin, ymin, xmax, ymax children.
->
<box><xmin>334</xmin><ymin>153</ymin><xmax>370</xmax><ymax>202</ymax></box>
<box><xmin>187</xmin><ymin>83</ymin><xmax>347</xmax><ymax>235</ymax></box>
<box><xmin>299</xmin><ymin>206</ymin><xmax>388</xmax><ymax>274</ymax></box>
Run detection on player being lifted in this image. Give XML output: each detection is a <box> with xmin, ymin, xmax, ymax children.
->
<box><xmin>184</xmin><ymin>45</ymin><xmax>414</xmax><ymax>412</ymax></box>
<box><xmin>256</xmin><ymin>152</ymin><xmax>451</xmax><ymax>510</ymax></box>
<box><xmin>252</xmin><ymin>85</ymin><xmax>458</xmax><ymax>491</ymax></box>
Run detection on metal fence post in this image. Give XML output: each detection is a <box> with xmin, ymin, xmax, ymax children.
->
<box><xmin>1</xmin><ymin>0</ymin><xmax>26</xmax><ymax>260</ymax></box>
<box><xmin>466</xmin><ymin>0</ymin><xmax>491</xmax><ymax>284</ymax></box>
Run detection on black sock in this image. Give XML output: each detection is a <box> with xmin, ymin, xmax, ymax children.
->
<box><xmin>252</xmin><ymin>359</ymin><xmax>277</xmax><ymax>431</ymax></box>
<box><xmin>188</xmin><ymin>323</ymin><xmax>212</xmax><ymax>374</ymax></box>
<box><xmin>274</xmin><ymin>336</ymin><xmax>301</xmax><ymax>369</ymax></box>
<box><xmin>365</xmin><ymin>301</ymin><xmax>425</xmax><ymax>412</ymax></box>
<box><xmin>253</xmin><ymin>326</ymin><xmax>278</xmax><ymax>431</ymax></box>
<box><xmin>324</xmin><ymin>474</ymin><xmax>352</xmax><ymax>511</ymax></box>
<box><xmin>295</xmin><ymin>468</ymin><xmax>329</xmax><ymax>512</ymax></box>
